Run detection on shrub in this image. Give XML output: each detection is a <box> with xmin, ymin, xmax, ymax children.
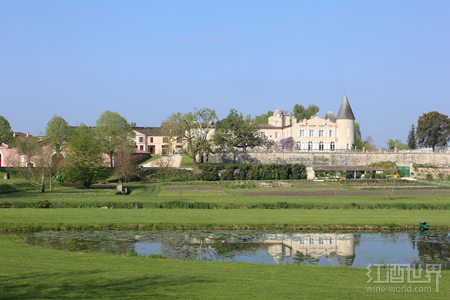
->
<box><xmin>247</xmin><ymin>170</ymin><xmax>253</xmax><ymax>180</ymax></box>
<box><xmin>356</xmin><ymin>172</ymin><xmax>362</xmax><ymax>179</ymax></box>
<box><xmin>202</xmin><ymin>165</ymin><xmax>218</xmax><ymax>181</ymax></box>
<box><xmin>218</xmin><ymin>169</ymin><xmax>227</xmax><ymax>180</ymax></box>
<box><xmin>193</xmin><ymin>169</ymin><xmax>202</xmax><ymax>180</ymax></box>
<box><xmin>233</xmin><ymin>169</ymin><xmax>240</xmax><ymax>180</ymax></box>
<box><xmin>0</xmin><ymin>202</ymin><xmax>12</xmax><ymax>208</ymax></box>
<box><xmin>438</xmin><ymin>173</ymin><xmax>444</xmax><ymax>180</ymax></box>
<box><xmin>426</xmin><ymin>174</ymin><xmax>433</xmax><ymax>181</ymax></box>
<box><xmin>339</xmin><ymin>171</ymin><xmax>348</xmax><ymax>179</ymax></box>
<box><xmin>36</xmin><ymin>200</ymin><xmax>52</xmax><ymax>208</ymax></box>
<box><xmin>446</xmin><ymin>175</ymin><xmax>450</xmax><ymax>181</ymax></box>
<box><xmin>239</xmin><ymin>166</ymin><xmax>247</xmax><ymax>180</ymax></box>
<box><xmin>225</xmin><ymin>166</ymin><xmax>235</xmax><ymax>181</ymax></box>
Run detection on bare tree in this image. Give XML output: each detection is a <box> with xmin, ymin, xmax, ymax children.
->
<box><xmin>113</xmin><ymin>140</ymin><xmax>137</xmax><ymax>183</ymax></box>
<box><xmin>154</xmin><ymin>155</ymin><xmax>174</xmax><ymax>182</ymax></box>
<box><xmin>8</xmin><ymin>136</ymin><xmax>64</xmax><ymax>193</ymax></box>
<box><xmin>162</xmin><ymin>108</ymin><xmax>216</xmax><ymax>165</ymax></box>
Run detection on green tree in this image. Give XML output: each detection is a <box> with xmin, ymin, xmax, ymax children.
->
<box><xmin>254</xmin><ymin>110</ymin><xmax>273</xmax><ymax>124</ymax></box>
<box><xmin>0</xmin><ymin>115</ymin><xmax>14</xmax><ymax>145</ymax></box>
<box><xmin>162</xmin><ymin>108</ymin><xmax>216</xmax><ymax>165</ymax></box>
<box><xmin>292</xmin><ymin>104</ymin><xmax>319</xmax><ymax>121</ymax></box>
<box><xmin>416</xmin><ymin>111</ymin><xmax>450</xmax><ymax>151</ymax></box>
<box><xmin>64</xmin><ymin>124</ymin><xmax>109</xmax><ymax>188</ymax></box>
<box><xmin>353</xmin><ymin>122</ymin><xmax>364</xmax><ymax>149</ymax></box>
<box><xmin>45</xmin><ymin>115</ymin><xmax>72</xmax><ymax>191</ymax></box>
<box><xmin>213</xmin><ymin>109</ymin><xmax>264</xmax><ymax>152</ymax></box>
<box><xmin>386</xmin><ymin>139</ymin><xmax>408</xmax><ymax>150</ymax></box>
<box><xmin>113</xmin><ymin>139</ymin><xmax>137</xmax><ymax>183</ymax></box>
<box><xmin>96</xmin><ymin>111</ymin><xmax>135</xmax><ymax>167</ymax></box>
<box><xmin>407</xmin><ymin>124</ymin><xmax>417</xmax><ymax>150</ymax></box>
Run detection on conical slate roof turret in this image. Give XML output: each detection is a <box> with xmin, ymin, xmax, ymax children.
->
<box><xmin>336</xmin><ymin>94</ymin><xmax>355</xmax><ymax>120</ymax></box>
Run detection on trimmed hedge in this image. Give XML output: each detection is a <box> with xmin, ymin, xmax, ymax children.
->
<box><xmin>198</xmin><ymin>163</ymin><xmax>306</xmax><ymax>181</ymax></box>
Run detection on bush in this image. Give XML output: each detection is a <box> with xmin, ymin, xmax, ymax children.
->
<box><xmin>426</xmin><ymin>174</ymin><xmax>433</xmax><ymax>181</ymax></box>
<box><xmin>340</xmin><ymin>171</ymin><xmax>348</xmax><ymax>179</ymax></box>
<box><xmin>202</xmin><ymin>165</ymin><xmax>218</xmax><ymax>181</ymax></box>
<box><xmin>356</xmin><ymin>172</ymin><xmax>362</xmax><ymax>179</ymax></box>
<box><xmin>233</xmin><ymin>169</ymin><xmax>240</xmax><ymax>180</ymax></box>
<box><xmin>36</xmin><ymin>200</ymin><xmax>52</xmax><ymax>209</ymax></box>
<box><xmin>239</xmin><ymin>166</ymin><xmax>247</xmax><ymax>180</ymax></box>
<box><xmin>247</xmin><ymin>170</ymin><xmax>253</xmax><ymax>180</ymax></box>
<box><xmin>438</xmin><ymin>173</ymin><xmax>444</xmax><ymax>180</ymax></box>
<box><xmin>218</xmin><ymin>169</ymin><xmax>227</xmax><ymax>180</ymax></box>
<box><xmin>225</xmin><ymin>166</ymin><xmax>235</xmax><ymax>181</ymax></box>
<box><xmin>0</xmin><ymin>202</ymin><xmax>12</xmax><ymax>208</ymax></box>
<box><xmin>446</xmin><ymin>175</ymin><xmax>450</xmax><ymax>181</ymax></box>
<box><xmin>193</xmin><ymin>169</ymin><xmax>202</xmax><ymax>180</ymax></box>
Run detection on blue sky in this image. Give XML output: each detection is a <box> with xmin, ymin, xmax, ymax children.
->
<box><xmin>1</xmin><ymin>0</ymin><xmax>449</xmax><ymax>147</ymax></box>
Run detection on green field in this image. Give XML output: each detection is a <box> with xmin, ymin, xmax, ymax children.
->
<box><xmin>0</xmin><ymin>235</ymin><xmax>448</xmax><ymax>300</ymax></box>
<box><xmin>1</xmin><ymin>175</ymin><xmax>450</xmax><ymax>299</ymax></box>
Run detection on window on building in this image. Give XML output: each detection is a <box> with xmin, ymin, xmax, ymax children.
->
<box><xmin>163</xmin><ymin>137</ymin><xmax>168</xmax><ymax>143</ymax></box>
<box><xmin>275</xmin><ymin>132</ymin><xmax>280</xmax><ymax>139</ymax></box>
<box><xmin>275</xmin><ymin>121</ymin><xmax>278</xmax><ymax>127</ymax></box>
<box><xmin>139</xmin><ymin>146</ymin><xmax>143</xmax><ymax>151</ymax></box>
<box><xmin>329</xmin><ymin>129</ymin><xmax>332</xmax><ymax>137</ymax></box>
<box><xmin>177</xmin><ymin>138</ymin><xmax>181</xmax><ymax>143</ymax></box>
<box><xmin>319</xmin><ymin>141</ymin><xmax>324</xmax><ymax>151</ymax></box>
<box><xmin>299</xmin><ymin>129</ymin><xmax>305</xmax><ymax>137</ymax></box>
<box><xmin>308</xmin><ymin>141</ymin><xmax>313</xmax><ymax>151</ymax></box>
<box><xmin>296</xmin><ymin>141</ymin><xmax>301</xmax><ymax>150</ymax></box>
<box><xmin>346</xmin><ymin>143</ymin><xmax>350</xmax><ymax>149</ymax></box>
<box><xmin>319</xmin><ymin>129</ymin><xmax>324</xmax><ymax>137</ymax></box>
<box><xmin>150</xmin><ymin>137</ymin><xmax>153</xmax><ymax>143</ymax></box>
<box><xmin>330</xmin><ymin>142</ymin><xmax>335</xmax><ymax>151</ymax></box>
<box><xmin>309</xmin><ymin>129</ymin><xmax>314</xmax><ymax>137</ymax></box>
<box><xmin>347</xmin><ymin>127</ymin><xmax>350</xmax><ymax>137</ymax></box>
<box><xmin>139</xmin><ymin>137</ymin><xmax>144</xmax><ymax>143</ymax></box>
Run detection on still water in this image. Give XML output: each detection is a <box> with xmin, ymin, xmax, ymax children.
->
<box><xmin>23</xmin><ymin>230</ymin><xmax>450</xmax><ymax>268</ymax></box>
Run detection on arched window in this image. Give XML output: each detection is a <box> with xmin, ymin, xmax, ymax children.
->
<box><xmin>330</xmin><ymin>142</ymin><xmax>335</xmax><ymax>151</ymax></box>
<box><xmin>319</xmin><ymin>141</ymin><xmax>324</xmax><ymax>151</ymax></box>
<box><xmin>308</xmin><ymin>141</ymin><xmax>313</xmax><ymax>151</ymax></box>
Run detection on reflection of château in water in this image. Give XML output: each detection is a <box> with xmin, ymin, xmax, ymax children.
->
<box><xmin>262</xmin><ymin>233</ymin><xmax>355</xmax><ymax>266</ymax></box>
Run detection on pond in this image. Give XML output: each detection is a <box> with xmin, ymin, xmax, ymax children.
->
<box><xmin>20</xmin><ymin>230</ymin><xmax>450</xmax><ymax>268</ymax></box>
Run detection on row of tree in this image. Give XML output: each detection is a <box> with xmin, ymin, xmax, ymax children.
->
<box><xmin>387</xmin><ymin>111</ymin><xmax>450</xmax><ymax>151</ymax></box>
<box><xmin>1</xmin><ymin>111</ymin><xmax>136</xmax><ymax>192</ymax></box>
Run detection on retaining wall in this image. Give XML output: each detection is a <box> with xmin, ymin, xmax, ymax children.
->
<box><xmin>205</xmin><ymin>152</ymin><xmax>450</xmax><ymax>168</ymax></box>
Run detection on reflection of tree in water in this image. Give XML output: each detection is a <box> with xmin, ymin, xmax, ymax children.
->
<box><xmin>26</xmin><ymin>232</ymin><xmax>136</xmax><ymax>255</ymax></box>
<box><xmin>411</xmin><ymin>233</ymin><xmax>450</xmax><ymax>268</ymax></box>
<box><xmin>160</xmin><ymin>233</ymin><xmax>261</xmax><ymax>261</ymax></box>
<box><xmin>292</xmin><ymin>252</ymin><xmax>319</xmax><ymax>266</ymax></box>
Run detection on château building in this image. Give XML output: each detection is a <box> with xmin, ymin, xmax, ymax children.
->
<box><xmin>257</xmin><ymin>94</ymin><xmax>355</xmax><ymax>150</ymax></box>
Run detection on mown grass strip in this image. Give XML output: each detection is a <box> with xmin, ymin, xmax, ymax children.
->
<box><xmin>1</xmin><ymin>209</ymin><xmax>449</xmax><ymax>230</ymax></box>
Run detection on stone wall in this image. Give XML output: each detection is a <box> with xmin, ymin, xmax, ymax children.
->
<box><xmin>413</xmin><ymin>167</ymin><xmax>450</xmax><ymax>180</ymax></box>
<box><xmin>205</xmin><ymin>152</ymin><xmax>450</xmax><ymax>168</ymax></box>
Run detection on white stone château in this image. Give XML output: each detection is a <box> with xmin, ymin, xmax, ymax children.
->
<box><xmin>257</xmin><ymin>95</ymin><xmax>355</xmax><ymax>150</ymax></box>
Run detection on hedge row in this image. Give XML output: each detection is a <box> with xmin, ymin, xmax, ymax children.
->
<box><xmin>2</xmin><ymin>201</ymin><xmax>450</xmax><ymax>210</ymax></box>
<box><xmin>197</xmin><ymin>163</ymin><xmax>307</xmax><ymax>181</ymax></box>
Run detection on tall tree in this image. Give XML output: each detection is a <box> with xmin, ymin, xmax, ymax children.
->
<box><xmin>213</xmin><ymin>109</ymin><xmax>264</xmax><ymax>152</ymax></box>
<box><xmin>363</xmin><ymin>136</ymin><xmax>375</xmax><ymax>150</ymax></box>
<box><xmin>96</xmin><ymin>111</ymin><xmax>135</xmax><ymax>167</ymax></box>
<box><xmin>0</xmin><ymin>115</ymin><xmax>14</xmax><ymax>145</ymax></box>
<box><xmin>113</xmin><ymin>139</ymin><xmax>137</xmax><ymax>183</ymax></box>
<box><xmin>64</xmin><ymin>124</ymin><xmax>109</xmax><ymax>188</ymax></box>
<box><xmin>416</xmin><ymin>111</ymin><xmax>450</xmax><ymax>151</ymax></box>
<box><xmin>254</xmin><ymin>110</ymin><xmax>273</xmax><ymax>124</ymax></box>
<box><xmin>407</xmin><ymin>124</ymin><xmax>417</xmax><ymax>150</ymax></box>
<box><xmin>353</xmin><ymin>122</ymin><xmax>364</xmax><ymax>149</ymax></box>
<box><xmin>45</xmin><ymin>115</ymin><xmax>72</xmax><ymax>191</ymax></box>
<box><xmin>162</xmin><ymin>108</ymin><xmax>216</xmax><ymax>165</ymax></box>
<box><xmin>292</xmin><ymin>104</ymin><xmax>319</xmax><ymax>121</ymax></box>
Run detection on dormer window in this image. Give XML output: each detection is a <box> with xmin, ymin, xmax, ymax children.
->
<box><xmin>275</xmin><ymin>121</ymin><xmax>278</xmax><ymax>127</ymax></box>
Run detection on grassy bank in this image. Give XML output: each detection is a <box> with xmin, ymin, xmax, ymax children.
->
<box><xmin>0</xmin><ymin>235</ymin><xmax>448</xmax><ymax>299</ymax></box>
<box><xmin>1</xmin><ymin>209</ymin><xmax>450</xmax><ymax>230</ymax></box>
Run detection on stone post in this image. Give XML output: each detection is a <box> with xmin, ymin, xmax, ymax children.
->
<box><xmin>117</xmin><ymin>180</ymin><xmax>123</xmax><ymax>192</ymax></box>
<box><xmin>4</xmin><ymin>173</ymin><xmax>10</xmax><ymax>180</ymax></box>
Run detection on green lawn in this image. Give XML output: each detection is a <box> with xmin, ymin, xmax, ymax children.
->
<box><xmin>0</xmin><ymin>235</ymin><xmax>448</xmax><ymax>299</ymax></box>
<box><xmin>136</xmin><ymin>154</ymin><xmax>161</xmax><ymax>165</ymax></box>
<box><xmin>1</xmin><ymin>209</ymin><xmax>450</xmax><ymax>230</ymax></box>
<box><xmin>2</xmin><ymin>180</ymin><xmax>450</xmax><ymax>210</ymax></box>
<box><xmin>179</xmin><ymin>154</ymin><xmax>194</xmax><ymax>168</ymax></box>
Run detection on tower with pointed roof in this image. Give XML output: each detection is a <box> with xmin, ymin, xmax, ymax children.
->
<box><xmin>336</xmin><ymin>94</ymin><xmax>355</xmax><ymax>150</ymax></box>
